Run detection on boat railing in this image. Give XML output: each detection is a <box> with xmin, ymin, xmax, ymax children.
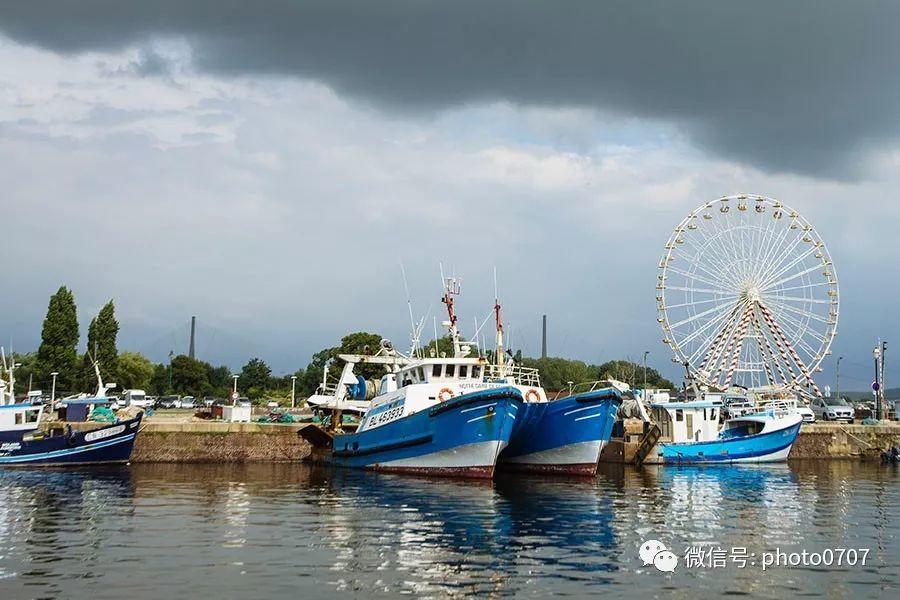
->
<box><xmin>755</xmin><ymin>399</ymin><xmax>795</xmax><ymax>417</ymax></box>
<box><xmin>483</xmin><ymin>364</ymin><xmax>542</xmax><ymax>387</ymax></box>
<box><xmin>317</xmin><ymin>382</ymin><xmax>340</xmax><ymax>397</ymax></box>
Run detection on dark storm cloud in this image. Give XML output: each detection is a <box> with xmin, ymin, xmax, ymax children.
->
<box><xmin>2</xmin><ymin>0</ymin><xmax>899</xmax><ymax>177</ymax></box>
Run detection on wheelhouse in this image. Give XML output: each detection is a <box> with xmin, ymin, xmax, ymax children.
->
<box><xmin>0</xmin><ymin>403</ymin><xmax>44</xmax><ymax>432</ymax></box>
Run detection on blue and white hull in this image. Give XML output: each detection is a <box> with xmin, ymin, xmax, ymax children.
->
<box><xmin>658</xmin><ymin>413</ymin><xmax>802</xmax><ymax>464</ymax></box>
<box><xmin>331</xmin><ymin>387</ymin><xmax>522</xmax><ymax>478</ymax></box>
<box><xmin>0</xmin><ymin>415</ymin><xmax>142</xmax><ymax>467</ymax></box>
<box><xmin>499</xmin><ymin>389</ymin><xmax>622</xmax><ymax>475</ymax></box>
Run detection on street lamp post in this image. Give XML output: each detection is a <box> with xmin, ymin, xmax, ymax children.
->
<box><xmin>567</xmin><ymin>381</ymin><xmax>574</xmax><ymax>396</ymax></box>
<box><xmin>50</xmin><ymin>372</ymin><xmax>59</xmax><ymax>410</ymax></box>
<box><xmin>643</xmin><ymin>351</ymin><xmax>650</xmax><ymax>397</ymax></box>
<box><xmin>232</xmin><ymin>374</ymin><xmax>240</xmax><ymax>406</ymax></box>
<box><xmin>835</xmin><ymin>357</ymin><xmax>842</xmax><ymax>402</ymax></box>
<box><xmin>291</xmin><ymin>375</ymin><xmax>297</xmax><ymax>409</ymax></box>
<box><xmin>874</xmin><ymin>345</ymin><xmax>882</xmax><ymax>421</ymax></box>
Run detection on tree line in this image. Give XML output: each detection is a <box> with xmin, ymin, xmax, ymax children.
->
<box><xmin>7</xmin><ymin>287</ymin><xmax>675</xmax><ymax>401</ymax></box>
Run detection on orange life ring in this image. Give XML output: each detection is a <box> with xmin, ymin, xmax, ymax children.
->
<box><xmin>525</xmin><ymin>388</ymin><xmax>540</xmax><ymax>402</ymax></box>
<box><xmin>438</xmin><ymin>387</ymin><xmax>455</xmax><ymax>402</ymax></box>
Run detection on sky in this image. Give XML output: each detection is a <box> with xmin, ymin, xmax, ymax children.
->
<box><xmin>0</xmin><ymin>1</ymin><xmax>898</xmax><ymax>391</ymax></box>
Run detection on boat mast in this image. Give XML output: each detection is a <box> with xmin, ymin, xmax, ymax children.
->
<box><xmin>493</xmin><ymin>268</ymin><xmax>505</xmax><ymax>373</ymax></box>
<box><xmin>440</xmin><ymin>264</ymin><xmax>463</xmax><ymax>358</ymax></box>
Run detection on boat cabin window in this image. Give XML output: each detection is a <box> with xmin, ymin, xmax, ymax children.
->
<box><xmin>675</xmin><ymin>409</ymin><xmax>683</xmax><ymax>422</ymax></box>
<box><xmin>446</xmin><ymin>364</ymin><xmax>455</xmax><ymax>377</ymax></box>
<box><xmin>710</xmin><ymin>408</ymin><xmax>717</xmax><ymax>420</ymax></box>
<box><xmin>472</xmin><ymin>366</ymin><xmax>481</xmax><ymax>379</ymax></box>
<box><xmin>15</xmin><ymin>411</ymin><xmax>23</xmax><ymax>425</ymax></box>
<box><xmin>459</xmin><ymin>365</ymin><xmax>468</xmax><ymax>378</ymax></box>
<box><xmin>432</xmin><ymin>364</ymin><xmax>441</xmax><ymax>377</ymax></box>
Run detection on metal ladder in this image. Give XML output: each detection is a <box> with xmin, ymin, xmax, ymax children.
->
<box><xmin>634</xmin><ymin>423</ymin><xmax>661</xmax><ymax>466</ymax></box>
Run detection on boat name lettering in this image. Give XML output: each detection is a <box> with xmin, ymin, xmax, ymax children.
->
<box><xmin>0</xmin><ymin>442</ymin><xmax>21</xmax><ymax>452</ymax></box>
<box><xmin>85</xmin><ymin>425</ymin><xmax>125</xmax><ymax>442</ymax></box>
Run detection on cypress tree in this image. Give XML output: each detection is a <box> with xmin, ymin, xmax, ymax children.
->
<box><xmin>35</xmin><ymin>286</ymin><xmax>80</xmax><ymax>391</ymax></box>
<box><xmin>80</xmin><ymin>300</ymin><xmax>119</xmax><ymax>392</ymax></box>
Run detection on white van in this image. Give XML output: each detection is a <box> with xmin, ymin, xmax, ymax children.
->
<box><xmin>124</xmin><ymin>389</ymin><xmax>152</xmax><ymax>408</ymax></box>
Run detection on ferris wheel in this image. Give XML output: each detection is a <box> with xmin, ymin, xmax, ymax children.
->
<box><xmin>657</xmin><ymin>194</ymin><xmax>839</xmax><ymax>397</ymax></box>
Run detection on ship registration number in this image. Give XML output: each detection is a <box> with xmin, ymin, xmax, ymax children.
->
<box><xmin>368</xmin><ymin>406</ymin><xmax>404</xmax><ymax>428</ymax></box>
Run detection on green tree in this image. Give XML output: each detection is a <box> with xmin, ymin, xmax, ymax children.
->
<box><xmin>207</xmin><ymin>364</ymin><xmax>233</xmax><ymax>397</ymax></box>
<box><xmin>149</xmin><ymin>363</ymin><xmax>170</xmax><ymax>395</ymax></box>
<box><xmin>117</xmin><ymin>351</ymin><xmax>155</xmax><ymax>391</ymax></box>
<box><xmin>35</xmin><ymin>286</ymin><xmax>80</xmax><ymax>391</ymax></box>
<box><xmin>519</xmin><ymin>356</ymin><xmax>598</xmax><ymax>392</ymax></box>
<box><xmin>240</xmin><ymin>358</ymin><xmax>272</xmax><ymax>398</ymax></box>
<box><xmin>170</xmin><ymin>355</ymin><xmax>209</xmax><ymax>396</ymax></box>
<box><xmin>596</xmin><ymin>360</ymin><xmax>675</xmax><ymax>389</ymax></box>
<box><xmin>300</xmin><ymin>331</ymin><xmax>384</xmax><ymax>395</ymax></box>
<box><xmin>8</xmin><ymin>351</ymin><xmax>38</xmax><ymax>395</ymax></box>
<box><xmin>78</xmin><ymin>300</ymin><xmax>119</xmax><ymax>391</ymax></box>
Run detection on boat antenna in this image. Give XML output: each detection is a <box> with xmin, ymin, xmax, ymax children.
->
<box><xmin>400</xmin><ymin>262</ymin><xmax>421</xmax><ymax>357</ymax></box>
<box><xmin>493</xmin><ymin>267</ymin><xmax>505</xmax><ymax>371</ymax></box>
<box><xmin>433</xmin><ymin>316</ymin><xmax>439</xmax><ymax>357</ymax></box>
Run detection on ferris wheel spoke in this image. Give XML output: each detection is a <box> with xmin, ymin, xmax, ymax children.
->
<box><xmin>758</xmin><ymin>244</ymin><xmax>821</xmax><ymax>291</ymax></box>
<box><xmin>761</xmin><ymin>262</ymin><xmax>827</xmax><ymax>292</ymax></box>
<box><xmin>684</xmin><ymin>228</ymin><xmax>737</xmax><ymax>284</ymax></box>
<box><xmin>692</xmin><ymin>307</ymin><xmax>747</xmax><ymax>370</ymax></box>
<box><xmin>664</xmin><ymin>285</ymin><xmax>734</xmax><ymax>295</ymax></box>
<box><xmin>753</xmin><ymin>222</ymin><xmax>795</xmax><ymax>285</ymax></box>
<box><xmin>751</xmin><ymin>211</ymin><xmax>783</xmax><ymax>280</ymax></box>
<box><xmin>692</xmin><ymin>303</ymin><xmax>743</xmax><ymax>363</ymax></box>
<box><xmin>695</xmin><ymin>213</ymin><xmax>745</xmax><ymax>278</ymax></box>
<box><xmin>772</xmin><ymin>281</ymin><xmax>831</xmax><ymax>294</ymax></box>
<box><xmin>668</xmin><ymin>300</ymin><xmax>742</xmax><ymax>331</ymax></box>
<box><xmin>671</xmin><ymin>248</ymin><xmax>740</xmax><ymax>287</ymax></box>
<box><xmin>756</xmin><ymin>227</ymin><xmax>808</xmax><ymax>285</ymax></box>
<box><xmin>766</xmin><ymin>306</ymin><xmax>828</xmax><ymax>349</ymax></box>
<box><xmin>677</xmin><ymin>299</ymin><xmax>745</xmax><ymax>348</ymax></box>
<box><xmin>766</xmin><ymin>294</ymin><xmax>831</xmax><ymax>305</ymax></box>
<box><xmin>679</xmin><ymin>240</ymin><xmax>743</xmax><ymax>288</ymax></box>
<box><xmin>664</xmin><ymin>296</ymin><xmax>737</xmax><ymax>310</ymax></box>
<box><xmin>773</xmin><ymin>302</ymin><xmax>829</xmax><ymax>325</ymax></box>
<box><xmin>664</xmin><ymin>265</ymin><xmax>734</xmax><ymax>292</ymax></box>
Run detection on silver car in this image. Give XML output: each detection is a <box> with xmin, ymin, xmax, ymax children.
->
<box><xmin>811</xmin><ymin>397</ymin><xmax>854</xmax><ymax>423</ymax></box>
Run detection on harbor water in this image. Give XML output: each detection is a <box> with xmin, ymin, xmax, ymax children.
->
<box><xmin>0</xmin><ymin>462</ymin><xmax>897</xmax><ymax>599</ymax></box>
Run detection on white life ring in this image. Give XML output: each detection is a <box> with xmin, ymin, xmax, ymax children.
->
<box><xmin>438</xmin><ymin>388</ymin><xmax>455</xmax><ymax>402</ymax></box>
<box><xmin>525</xmin><ymin>388</ymin><xmax>541</xmax><ymax>402</ymax></box>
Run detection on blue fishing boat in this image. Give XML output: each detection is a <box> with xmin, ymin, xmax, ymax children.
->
<box><xmin>332</xmin><ymin>386</ymin><xmax>521</xmax><ymax>477</ymax></box>
<box><xmin>499</xmin><ymin>388</ymin><xmax>621</xmax><ymax>475</ymax></box>
<box><xmin>650</xmin><ymin>399</ymin><xmax>803</xmax><ymax>464</ymax></box>
<box><xmin>0</xmin><ymin>402</ymin><xmax>142</xmax><ymax>467</ymax></box>
<box><xmin>0</xmin><ymin>352</ymin><xmax>143</xmax><ymax>467</ymax></box>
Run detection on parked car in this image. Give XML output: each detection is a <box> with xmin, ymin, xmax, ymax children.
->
<box><xmin>124</xmin><ymin>389</ymin><xmax>153</xmax><ymax>409</ymax></box>
<box><xmin>811</xmin><ymin>396</ymin><xmax>854</xmax><ymax>423</ymax></box>
<box><xmin>180</xmin><ymin>396</ymin><xmax>196</xmax><ymax>409</ymax></box>
<box><xmin>795</xmin><ymin>403</ymin><xmax>816</xmax><ymax>423</ymax></box>
<box><xmin>157</xmin><ymin>395</ymin><xmax>181</xmax><ymax>409</ymax></box>
<box><xmin>203</xmin><ymin>397</ymin><xmax>216</xmax><ymax>407</ymax></box>
<box><xmin>238</xmin><ymin>396</ymin><xmax>251</xmax><ymax>408</ymax></box>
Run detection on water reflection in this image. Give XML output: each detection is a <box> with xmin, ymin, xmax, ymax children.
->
<box><xmin>0</xmin><ymin>461</ymin><xmax>895</xmax><ymax>598</ymax></box>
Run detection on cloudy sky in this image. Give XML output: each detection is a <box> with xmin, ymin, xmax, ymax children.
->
<box><xmin>0</xmin><ymin>1</ymin><xmax>897</xmax><ymax>389</ymax></box>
